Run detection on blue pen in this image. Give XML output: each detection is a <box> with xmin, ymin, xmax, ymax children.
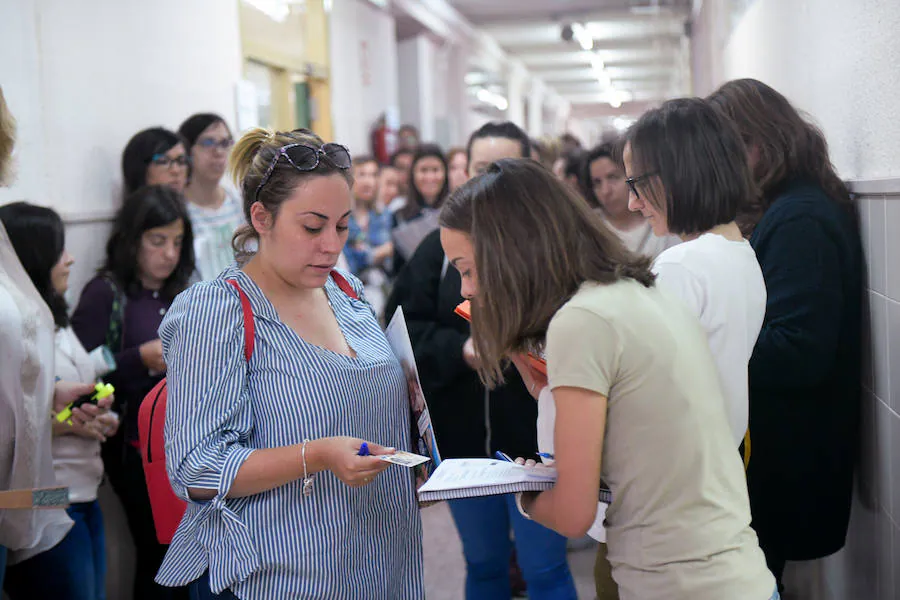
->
<box><xmin>358</xmin><ymin>442</ymin><xmax>370</xmax><ymax>457</ymax></box>
<box><xmin>537</xmin><ymin>452</ymin><xmax>555</xmax><ymax>460</ymax></box>
<box><xmin>494</xmin><ymin>451</ymin><xmax>514</xmax><ymax>462</ymax></box>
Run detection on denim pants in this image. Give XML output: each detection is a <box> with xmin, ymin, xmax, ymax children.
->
<box><xmin>448</xmin><ymin>494</ymin><xmax>577</xmax><ymax>600</ymax></box>
<box><xmin>0</xmin><ymin>545</ymin><xmax>7</xmax><ymax>591</ymax></box>
<box><xmin>4</xmin><ymin>500</ymin><xmax>106</xmax><ymax>600</ymax></box>
<box><xmin>188</xmin><ymin>572</ymin><xmax>239</xmax><ymax>600</ymax></box>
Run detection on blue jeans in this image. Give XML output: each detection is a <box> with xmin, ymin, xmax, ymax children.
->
<box><xmin>0</xmin><ymin>545</ymin><xmax>7</xmax><ymax>590</ymax></box>
<box><xmin>448</xmin><ymin>494</ymin><xmax>577</xmax><ymax>600</ymax></box>
<box><xmin>4</xmin><ymin>500</ymin><xmax>106</xmax><ymax>600</ymax></box>
<box><xmin>189</xmin><ymin>572</ymin><xmax>239</xmax><ymax>600</ymax></box>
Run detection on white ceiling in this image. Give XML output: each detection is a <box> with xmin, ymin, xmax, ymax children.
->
<box><xmin>447</xmin><ymin>0</ymin><xmax>693</xmax><ymax>117</ymax></box>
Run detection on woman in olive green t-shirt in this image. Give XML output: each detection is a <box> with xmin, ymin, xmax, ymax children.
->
<box><xmin>438</xmin><ymin>158</ymin><xmax>777</xmax><ymax>600</ymax></box>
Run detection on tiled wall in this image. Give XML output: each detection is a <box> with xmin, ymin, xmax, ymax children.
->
<box><xmin>788</xmin><ymin>190</ymin><xmax>900</xmax><ymax>600</ymax></box>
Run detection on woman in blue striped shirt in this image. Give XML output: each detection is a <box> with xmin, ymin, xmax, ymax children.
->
<box><xmin>155</xmin><ymin>128</ymin><xmax>424</xmax><ymax>599</ymax></box>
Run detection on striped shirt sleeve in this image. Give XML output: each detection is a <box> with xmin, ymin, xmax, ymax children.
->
<box><xmin>159</xmin><ymin>281</ymin><xmax>256</xmax><ymax>501</ymax></box>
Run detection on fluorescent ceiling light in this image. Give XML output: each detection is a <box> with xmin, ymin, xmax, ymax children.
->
<box><xmin>571</xmin><ymin>23</ymin><xmax>593</xmax><ymax>51</ymax></box>
<box><xmin>613</xmin><ymin>117</ymin><xmax>634</xmax><ymax>132</ymax></box>
<box><xmin>608</xmin><ymin>89</ymin><xmax>633</xmax><ymax>109</ymax></box>
<box><xmin>475</xmin><ymin>88</ymin><xmax>508</xmax><ymax>111</ymax></box>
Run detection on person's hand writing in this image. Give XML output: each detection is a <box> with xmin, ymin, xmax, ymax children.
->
<box><xmin>323</xmin><ymin>437</ymin><xmax>395</xmax><ymax>488</ymax></box>
<box><xmin>139</xmin><ymin>339</ymin><xmax>166</xmax><ymax>372</ymax></box>
<box><xmin>510</xmin><ymin>354</ymin><xmax>547</xmax><ymax>400</ymax></box>
<box><xmin>462</xmin><ymin>338</ymin><xmax>479</xmax><ymax>371</ymax></box>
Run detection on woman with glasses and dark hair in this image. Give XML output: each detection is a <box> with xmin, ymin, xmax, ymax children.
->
<box><xmin>153</xmin><ymin>128</ymin><xmax>423</xmax><ymax>599</ymax></box>
<box><xmin>0</xmin><ymin>203</ymin><xmax>118</xmax><ymax>600</ymax></box>
<box><xmin>71</xmin><ymin>185</ymin><xmax>195</xmax><ymax>600</ymax></box>
<box><xmin>122</xmin><ymin>127</ymin><xmax>190</xmax><ymax>195</ymax></box>
<box><xmin>387</xmin><ymin>122</ymin><xmax>577</xmax><ymax>600</ymax></box>
<box><xmin>439</xmin><ymin>158</ymin><xmax>777</xmax><ymax>600</ymax></box>
<box><xmin>623</xmin><ymin>98</ymin><xmax>766</xmax><ymax>450</ymax></box>
<box><xmin>708</xmin><ymin>79</ymin><xmax>863</xmax><ymax>594</ymax></box>
<box><xmin>178</xmin><ymin>113</ymin><xmax>243</xmax><ymax>281</ymax></box>
<box><xmin>391</xmin><ymin>144</ymin><xmax>449</xmax><ymax>273</ymax></box>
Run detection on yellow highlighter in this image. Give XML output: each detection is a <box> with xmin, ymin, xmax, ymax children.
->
<box><xmin>55</xmin><ymin>382</ymin><xmax>115</xmax><ymax>425</ymax></box>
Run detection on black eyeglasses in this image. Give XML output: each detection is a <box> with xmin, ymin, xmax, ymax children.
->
<box><xmin>255</xmin><ymin>143</ymin><xmax>352</xmax><ymax>202</ymax></box>
<box><xmin>625</xmin><ymin>171</ymin><xmax>658</xmax><ymax>199</ymax></box>
<box><xmin>150</xmin><ymin>154</ymin><xmax>190</xmax><ymax>168</ymax></box>
<box><xmin>196</xmin><ymin>137</ymin><xmax>234</xmax><ymax>151</ymax></box>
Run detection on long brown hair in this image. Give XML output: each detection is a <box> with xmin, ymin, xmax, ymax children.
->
<box><xmin>229</xmin><ymin>128</ymin><xmax>353</xmax><ymax>260</ymax></box>
<box><xmin>707</xmin><ymin>79</ymin><xmax>851</xmax><ymax>234</ymax></box>
<box><xmin>439</xmin><ymin>158</ymin><xmax>654</xmax><ymax>386</ymax></box>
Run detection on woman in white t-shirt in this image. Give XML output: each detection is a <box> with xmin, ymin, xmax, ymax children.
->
<box><xmin>439</xmin><ymin>158</ymin><xmax>777</xmax><ymax>600</ymax></box>
<box><xmin>179</xmin><ymin>113</ymin><xmax>244</xmax><ymax>280</ymax></box>
<box><xmin>623</xmin><ymin>98</ymin><xmax>766</xmax><ymax>449</ymax></box>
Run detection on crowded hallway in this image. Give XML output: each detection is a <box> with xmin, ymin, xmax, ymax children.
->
<box><xmin>1</xmin><ymin>0</ymin><xmax>898</xmax><ymax>599</ymax></box>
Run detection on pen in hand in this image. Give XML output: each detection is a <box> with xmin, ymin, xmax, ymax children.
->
<box><xmin>358</xmin><ymin>442</ymin><xmax>371</xmax><ymax>457</ymax></box>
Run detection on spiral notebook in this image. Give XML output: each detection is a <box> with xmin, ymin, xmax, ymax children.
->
<box><xmin>416</xmin><ymin>459</ymin><xmax>556</xmax><ymax>502</ymax></box>
<box><xmin>416</xmin><ymin>458</ymin><xmax>614</xmax><ymax>503</ymax></box>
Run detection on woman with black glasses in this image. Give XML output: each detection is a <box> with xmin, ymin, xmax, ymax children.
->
<box><xmin>178</xmin><ymin>113</ymin><xmax>244</xmax><ymax>281</ymax></box>
<box><xmin>154</xmin><ymin>128</ymin><xmax>423</xmax><ymax>599</ymax></box>
<box><xmin>122</xmin><ymin>127</ymin><xmax>190</xmax><ymax>194</ymax></box>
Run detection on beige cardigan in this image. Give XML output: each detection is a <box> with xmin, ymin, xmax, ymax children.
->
<box><xmin>0</xmin><ymin>221</ymin><xmax>72</xmax><ymax>562</ymax></box>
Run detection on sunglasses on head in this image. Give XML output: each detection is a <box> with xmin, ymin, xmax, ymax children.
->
<box><xmin>255</xmin><ymin>143</ymin><xmax>352</xmax><ymax>203</ymax></box>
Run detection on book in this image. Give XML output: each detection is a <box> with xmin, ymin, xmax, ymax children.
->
<box><xmin>385</xmin><ymin>306</ymin><xmax>441</xmax><ymax>481</ymax></box>
<box><xmin>454</xmin><ymin>301</ymin><xmax>547</xmax><ymax>376</ymax></box>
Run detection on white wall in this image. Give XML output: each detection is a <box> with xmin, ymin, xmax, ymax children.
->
<box><xmin>0</xmin><ymin>0</ymin><xmax>242</xmax><ymax>302</ymax></box>
<box><xmin>691</xmin><ymin>1</ymin><xmax>900</xmax><ymax>598</ymax></box>
<box><xmin>694</xmin><ymin>0</ymin><xmax>900</xmax><ymax>180</ymax></box>
<box><xmin>328</xmin><ymin>0</ymin><xmax>400</xmax><ymax>154</ymax></box>
<box><xmin>397</xmin><ymin>35</ymin><xmax>437</xmax><ymax>143</ymax></box>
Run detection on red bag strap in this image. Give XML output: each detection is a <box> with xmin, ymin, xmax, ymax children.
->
<box><xmin>225</xmin><ymin>279</ymin><xmax>255</xmax><ymax>361</ymax></box>
<box><xmin>330</xmin><ymin>270</ymin><xmax>359</xmax><ymax>300</ymax></box>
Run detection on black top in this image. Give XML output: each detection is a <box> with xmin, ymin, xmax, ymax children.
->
<box><xmin>747</xmin><ymin>180</ymin><xmax>863</xmax><ymax>560</ymax></box>
<box><xmin>385</xmin><ymin>230</ymin><xmax>538</xmax><ymax>460</ymax></box>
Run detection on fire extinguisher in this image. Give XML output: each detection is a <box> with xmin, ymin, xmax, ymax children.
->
<box><xmin>371</xmin><ymin>116</ymin><xmax>397</xmax><ymax>164</ymax></box>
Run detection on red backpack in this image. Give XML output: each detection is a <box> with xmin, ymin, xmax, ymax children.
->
<box><xmin>138</xmin><ymin>273</ymin><xmax>359</xmax><ymax>544</ymax></box>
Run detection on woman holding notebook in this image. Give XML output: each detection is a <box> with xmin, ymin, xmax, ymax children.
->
<box><xmin>387</xmin><ymin>121</ymin><xmax>576</xmax><ymax>600</ymax></box>
<box><xmin>439</xmin><ymin>157</ymin><xmax>778</xmax><ymax>600</ymax></box>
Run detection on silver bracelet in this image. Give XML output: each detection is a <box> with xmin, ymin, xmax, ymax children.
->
<box><xmin>514</xmin><ymin>492</ymin><xmax>533</xmax><ymax>520</ymax></box>
<box><xmin>301</xmin><ymin>439</ymin><xmax>315</xmax><ymax>497</ymax></box>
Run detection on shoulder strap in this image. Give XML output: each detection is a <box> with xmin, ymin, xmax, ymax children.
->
<box><xmin>330</xmin><ymin>270</ymin><xmax>359</xmax><ymax>300</ymax></box>
<box><xmin>225</xmin><ymin>279</ymin><xmax>255</xmax><ymax>361</ymax></box>
<box><xmin>103</xmin><ymin>276</ymin><xmax>127</xmax><ymax>352</ymax></box>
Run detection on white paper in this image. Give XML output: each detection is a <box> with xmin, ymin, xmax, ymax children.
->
<box><xmin>379</xmin><ymin>451</ymin><xmax>430</xmax><ymax>468</ymax></box>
